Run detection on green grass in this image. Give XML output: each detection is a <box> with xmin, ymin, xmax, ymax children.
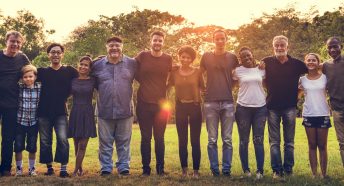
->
<box><xmin>1</xmin><ymin>119</ymin><xmax>344</xmax><ymax>185</ymax></box>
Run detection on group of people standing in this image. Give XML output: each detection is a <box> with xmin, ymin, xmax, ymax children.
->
<box><xmin>0</xmin><ymin>29</ymin><xmax>343</xmax><ymax>181</ymax></box>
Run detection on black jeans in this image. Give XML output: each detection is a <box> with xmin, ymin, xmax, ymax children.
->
<box><xmin>0</xmin><ymin>107</ymin><xmax>17</xmax><ymax>172</ymax></box>
<box><xmin>137</xmin><ymin>101</ymin><xmax>168</xmax><ymax>173</ymax></box>
<box><xmin>175</xmin><ymin>101</ymin><xmax>202</xmax><ymax>170</ymax></box>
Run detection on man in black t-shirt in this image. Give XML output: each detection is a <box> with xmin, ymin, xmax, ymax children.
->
<box><xmin>262</xmin><ymin>35</ymin><xmax>307</xmax><ymax>178</ymax></box>
<box><xmin>0</xmin><ymin>31</ymin><xmax>30</xmax><ymax>176</ymax></box>
<box><xmin>37</xmin><ymin>43</ymin><xmax>78</xmax><ymax>178</ymax></box>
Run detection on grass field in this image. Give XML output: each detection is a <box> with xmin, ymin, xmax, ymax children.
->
<box><xmin>1</xmin><ymin>119</ymin><xmax>344</xmax><ymax>185</ymax></box>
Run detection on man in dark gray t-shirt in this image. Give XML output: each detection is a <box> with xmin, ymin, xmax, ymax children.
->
<box><xmin>0</xmin><ymin>31</ymin><xmax>29</xmax><ymax>176</ymax></box>
<box><xmin>200</xmin><ymin>29</ymin><xmax>238</xmax><ymax>177</ymax></box>
<box><xmin>323</xmin><ymin>36</ymin><xmax>344</xmax><ymax>166</ymax></box>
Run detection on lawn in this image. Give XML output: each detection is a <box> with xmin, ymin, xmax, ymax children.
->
<box><xmin>1</xmin><ymin>119</ymin><xmax>344</xmax><ymax>186</ymax></box>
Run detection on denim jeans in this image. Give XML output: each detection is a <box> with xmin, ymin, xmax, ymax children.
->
<box><xmin>333</xmin><ymin>110</ymin><xmax>344</xmax><ymax>166</ymax></box>
<box><xmin>0</xmin><ymin>107</ymin><xmax>17</xmax><ymax>172</ymax></box>
<box><xmin>98</xmin><ymin>116</ymin><xmax>133</xmax><ymax>172</ymax></box>
<box><xmin>14</xmin><ymin>124</ymin><xmax>39</xmax><ymax>153</ymax></box>
<box><xmin>268</xmin><ymin>107</ymin><xmax>296</xmax><ymax>174</ymax></box>
<box><xmin>136</xmin><ymin>101</ymin><xmax>168</xmax><ymax>173</ymax></box>
<box><xmin>204</xmin><ymin>101</ymin><xmax>235</xmax><ymax>173</ymax></box>
<box><xmin>38</xmin><ymin>116</ymin><xmax>69</xmax><ymax>164</ymax></box>
<box><xmin>175</xmin><ymin>101</ymin><xmax>202</xmax><ymax>170</ymax></box>
<box><xmin>235</xmin><ymin>104</ymin><xmax>267</xmax><ymax>173</ymax></box>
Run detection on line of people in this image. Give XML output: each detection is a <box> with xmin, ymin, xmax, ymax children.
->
<box><xmin>0</xmin><ymin>30</ymin><xmax>343</xmax><ymax>180</ymax></box>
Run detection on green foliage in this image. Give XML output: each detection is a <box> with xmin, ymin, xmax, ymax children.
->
<box><xmin>0</xmin><ymin>10</ymin><xmax>53</xmax><ymax>60</ymax></box>
<box><xmin>31</xmin><ymin>52</ymin><xmax>49</xmax><ymax>68</ymax></box>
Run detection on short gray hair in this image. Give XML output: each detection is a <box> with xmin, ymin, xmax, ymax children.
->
<box><xmin>272</xmin><ymin>35</ymin><xmax>288</xmax><ymax>45</ymax></box>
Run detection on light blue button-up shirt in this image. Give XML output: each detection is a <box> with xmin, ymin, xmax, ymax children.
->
<box><xmin>92</xmin><ymin>55</ymin><xmax>137</xmax><ymax>119</ymax></box>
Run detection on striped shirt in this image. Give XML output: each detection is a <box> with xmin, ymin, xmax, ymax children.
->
<box><xmin>17</xmin><ymin>82</ymin><xmax>41</xmax><ymax>126</ymax></box>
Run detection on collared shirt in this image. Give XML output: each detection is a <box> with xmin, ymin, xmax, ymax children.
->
<box><xmin>263</xmin><ymin>55</ymin><xmax>307</xmax><ymax>110</ymax></box>
<box><xmin>17</xmin><ymin>82</ymin><xmax>41</xmax><ymax>126</ymax></box>
<box><xmin>323</xmin><ymin>55</ymin><xmax>344</xmax><ymax>110</ymax></box>
<box><xmin>92</xmin><ymin>55</ymin><xmax>137</xmax><ymax>119</ymax></box>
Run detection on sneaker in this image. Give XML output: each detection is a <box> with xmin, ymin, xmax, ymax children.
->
<box><xmin>59</xmin><ymin>171</ymin><xmax>69</xmax><ymax>178</ymax></box>
<box><xmin>29</xmin><ymin>167</ymin><xmax>38</xmax><ymax>176</ymax></box>
<box><xmin>100</xmin><ymin>171</ymin><xmax>111</xmax><ymax>176</ymax></box>
<box><xmin>44</xmin><ymin>167</ymin><xmax>54</xmax><ymax>176</ymax></box>
<box><xmin>141</xmin><ymin>170</ymin><xmax>150</xmax><ymax>177</ymax></box>
<box><xmin>16</xmin><ymin>167</ymin><xmax>22</xmax><ymax>176</ymax></box>
<box><xmin>244</xmin><ymin>170</ymin><xmax>252</xmax><ymax>178</ymax></box>
<box><xmin>119</xmin><ymin>170</ymin><xmax>130</xmax><ymax>176</ymax></box>
<box><xmin>272</xmin><ymin>172</ymin><xmax>280</xmax><ymax>179</ymax></box>
<box><xmin>157</xmin><ymin>170</ymin><xmax>168</xmax><ymax>176</ymax></box>
<box><xmin>256</xmin><ymin>172</ymin><xmax>263</xmax><ymax>180</ymax></box>
<box><xmin>285</xmin><ymin>170</ymin><xmax>293</xmax><ymax>176</ymax></box>
<box><xmin>222</xmin><ymin>171</ymin><xmax>231</xmax><ymax>177</ymax></box>
<box><xmin>272</xmin><ymin>172</ymin><xmax>285</xmax><ymax>181</ymax></box>
<box><xmin>211</xmin><ymin>169</ymin><xmax>220</xmax><ymax>177</ymax></box>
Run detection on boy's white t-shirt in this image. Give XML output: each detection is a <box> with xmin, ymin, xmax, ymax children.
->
<box><xmin>300</xmin><ymin>74</ymin><xmax>330</xmax><ymax>117</ymax></box>
<box><xmin>233</xmin><ymin>66</ymin><xmax>266</xmax><ymax>107</ymax></box>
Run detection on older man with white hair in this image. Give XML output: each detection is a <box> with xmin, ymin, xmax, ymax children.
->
<box><xmin>262</xmin><ymin>35</ymin><xmax>307</xmax><ymax>179</ymax></box>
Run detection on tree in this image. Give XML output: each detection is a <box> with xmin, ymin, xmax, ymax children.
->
<box><xmin>0</xmin><ymin>10</ymin><xmax>54</xmax><ymax>60</ymax></box>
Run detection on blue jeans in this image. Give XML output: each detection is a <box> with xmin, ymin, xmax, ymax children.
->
<box><xmin>38</xmin><ymin>116</ymin><xmax>69</xmax><ymax>164</ymax></box>
<box><xmin>268</xmin><ymin>107</ymin><xmax>296</xmax><ymax>174</ymax></box>
<box><xmin>98</xmin><ymin>117</ymin><xmax>133</xmax><ymax>173</ymax></box>
<box><xmin>204</xmin><ymin>101</ymin><xmax>235</xmax><ymax>173</ymax></box>
<box><xmin>235</xmin><ymin>104</ymin><xmax>267</xmax><ymax>173</ymax></box>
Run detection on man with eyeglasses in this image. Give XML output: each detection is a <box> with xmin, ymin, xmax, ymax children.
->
<box><xmin>36</xmin><ymin>43</ymin><xmax>78</xmax><ymax>177</ymax></box>
<box><xmin>322</xmin><ymin>37</ymin><xmax>344</xmax><ymax>167</ymax></box>
<box><xmin>0</xmin><ymin>30</ymin><xmax>30</xmax><ymax>176</ymax></box>
<box><xmin>262</xmin><ymin>35</ymin><xmax>307</xmax><ymax>179</ymax></box>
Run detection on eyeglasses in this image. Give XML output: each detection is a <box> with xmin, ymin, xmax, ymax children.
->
<box><xmin>49</xmin><ymin>51</ymin><xmax>63</xmax><ymax>55</ymax></box>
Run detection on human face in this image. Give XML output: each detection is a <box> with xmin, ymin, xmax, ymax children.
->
<box><xmin>273</xmin><ymin>39</ymin><xmax>288</xmax><ymax>57</ymax></box>
<box><xmin>151</xmin><ymin>35</ymin><xmax>164</xmax><ymax>52</ymax></box>
<box><xmin>106</xmin><ymin>41</ymin><xmax>123</xmax><ymax>59</ymax></box>
<box><xmin>22</xmin><ymin>71</ymin><xmax>36</xmax><ymax>87</ymax></box>
<box><xmin>48</xmin><ymin>46</ymin><xmax>64</xmax><ymax>65</ymax></box>
<box><xmin>239</xmin><ymin>49</ymin><xmax>255</xmax><ymax>68</ymax></box>
<box><xmin>5</xmin><ymin>35</ymin><xmax>23</xmax><ymax>56</ymax></box>
<box><xmin>304</xmin><ymin>54</ymin><xmax>319</xmax><ymax>71</ymax></box>
<box><xmin>78</xmin><ymin>59</ymin><xmax>91</xmax><ymax>76</ymax></box>
<box><xmin>213</xmin><ymin>32</ymin><xmax>227</xmax><ymax>50</ymax></box>
<box><xmin>179</xmin><ymin>52</ymin><xmax>193</xmax><ymax>68</ymax></box>
<box><xmin>326</xmin><ymin>39</ymin><xmax>342</xmax><ymax>60</ymax></box>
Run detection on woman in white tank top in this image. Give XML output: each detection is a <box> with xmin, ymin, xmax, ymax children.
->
<box><xmin>299</xmin><ymin>53</ymin><xmax>331</xmax><ymax>179</ymax></box>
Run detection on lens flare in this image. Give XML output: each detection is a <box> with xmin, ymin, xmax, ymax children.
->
<box><xmin>159</xmin><ymin>100</ymin><xmax>172</xmax><ymax>122</ymax></box>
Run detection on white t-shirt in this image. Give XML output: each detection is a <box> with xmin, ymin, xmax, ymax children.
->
<box><xmin>300</xmin><ymin>74</ymin><xmax>330</xmax><ymax>117</ymax></box>
<box><xmin>233</xmin><ymin>66</ymin><xmax>266</xmax><ymax>107</ymax></box>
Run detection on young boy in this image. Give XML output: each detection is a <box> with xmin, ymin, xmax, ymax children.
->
<box><xmin>15</xmin><ymin>65</ymin><xmax>41</xmax><ymax>176</ymax></box>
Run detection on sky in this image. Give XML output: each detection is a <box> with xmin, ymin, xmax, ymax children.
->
<box><xmin>1</xmin><ymin>0</ymin><xmax>343</xmax><ymax>43</ymax></box>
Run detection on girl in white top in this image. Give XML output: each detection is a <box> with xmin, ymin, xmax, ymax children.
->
<box><xmin>233</xmin><ymin>47</ymin><xmax>267</xmax><ymax>179</ymax></box>
<box><xmin>299</xmin><ymin>53</ymin><xmax>331</xmax><ymax>179</ymax></box>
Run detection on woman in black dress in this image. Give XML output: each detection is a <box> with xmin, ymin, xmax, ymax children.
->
<box><xmin>68</xmin><ymin>56</ymin><xmax>96</xmax><ymax>176</ymax></box>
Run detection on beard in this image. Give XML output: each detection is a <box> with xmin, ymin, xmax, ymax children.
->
<box><xmin>274</xmin><ymin>51</ymin><xmax>288</xmax><ymax>57</ymax></box>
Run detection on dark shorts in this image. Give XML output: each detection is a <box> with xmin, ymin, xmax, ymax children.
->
<box><xmin>302</xmin><ymin>116</ymin><xmax>332</xmax><ymax>129</ymax></box>
<box><xmin>14</xmin><ymin>124</ymin><xmax>39</xmax><ymax>153</ymax></box>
